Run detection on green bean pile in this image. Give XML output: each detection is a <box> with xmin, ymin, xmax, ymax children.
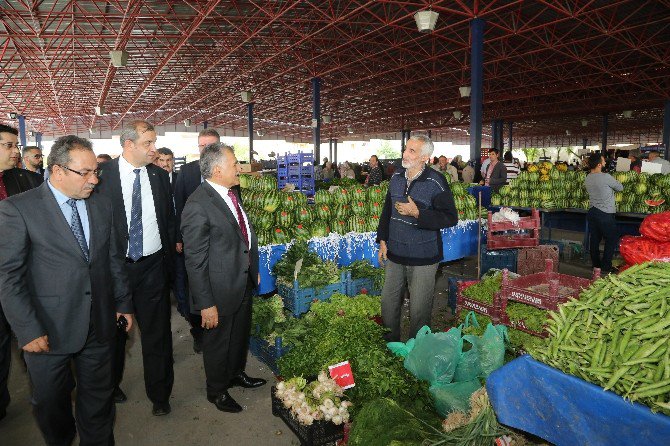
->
<box><xmin>532</xmin><ymin>262</ymin><xmax>670</xmax><ymax>415</ymax></box>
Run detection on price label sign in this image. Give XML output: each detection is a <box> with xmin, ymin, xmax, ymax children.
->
<box><xmin>328</xmin><ymin>360</ymin><xmax>355</xmax><ymax>389</ymax></box>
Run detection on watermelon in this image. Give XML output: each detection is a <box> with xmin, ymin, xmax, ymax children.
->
<box><xmin>271</xmin><ymin>227</ymin><xmax>291</xmax><ymax>244</ymax></box>
<box><xmin>259</xmin><ymin>175</ymin><xmax>277</xmax><ymax>191</ymax></box>
<box><xmin>334</xmin><ymin>204</ymin><xmax>351</xmax><ymax>218</ymax></box>
<box><xmin>635</xmin><ymin>182</ymin><xmax>648</xmax><ymax>195</ymax></box>
<box><xmin>314</xmin><ymin>190</ymin><xmax>332</xmax><ymax>206</ymax></box>
<box><xmin>644</xmin><ymin>199</ymin><xmax>666</xmax><ymax>207</ymax></box>
<box><xmin>276</xmin><ymin>210</ymin><xmax>294</xmax><ymax>226</ymax></box>
<box><xmin>332</xmin><ymin>188</ymin><xmax>350</xmax><ymax>205</ymax></box>
<box><xmin>263</xmin><ymin>190</ymin><xmax>281</xmax><ymax>212</ymax></box>
<box><xmin>367</xmin><ymin>201</ymin><xmax>383</xmax><ymax>217</ymax></box>
<box><xmin>351</xmin><ymin>201</ymin><xmax>367</xmax><ymax>216</ymax></box>
<box><xmin>282</xmin><ymin>193</ymin><xmax>299</xmax><ymax>211</ymax></box>
<box><xmin>368</xmin><ymin>186</ymin><xmax>385</xmax><ymax>202</ymax></box>
<box><xmin>450</xmin><ymin>183</ymin><xmax>467</xmax><ymax>197</ymax></box>
<box><xmin>316</xmin><ymin>204</ymin><xmax>332</xmax><ymax>220</ymax></box>
<box><xmin>310</xmin><ymin>220</ymin><xmax>330</xmax><ymax>238</ymax></box>
<box><xmin>330</xmin><ymin>219</ymin><xmax>347</xmax><ymax>234</ymax></box>
<box><xmin>239</xmin><ymin>174</ymin><xmax>253</xmax><ymax>189</ymax></box>
<box><xmin>491</xmin><ymin>193</ymin><xmax>502</xmax><ymax>206</ymax></box>
<box><xmin>366</xmin><ymin>215</ymin><xmax>380</xmax><ymax>232</ymax></box>
<box><xmin>257</xmin><ymin>230</ymin><xmax>271</xmax><ymax>246</ymax></box>
<box><xmin>351</xmin><ymin>187</ymin><xmax>367</xmax><ymax>202</ymax></box>
<box><xmin>255</xmin><ymin>212</ymin><xmax>274</xmax><ymax>230</ymax></box>
<box><xmin>295</xmin><ymin>206</ymin><xmax>313</xmax><ymax>224</ymax></box>
<box><xmin>293</xmin><ymin>224</ymin><xmax>311</xmax><ymax>241</ymax></box>
<box><xmin>347</xmin><ymin>217</ymin><xmax>368</xmax><ymax>233</ymax></box>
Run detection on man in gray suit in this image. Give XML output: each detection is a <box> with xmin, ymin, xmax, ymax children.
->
<box><xmin>0</xmin><ymin>135</ymin><xmax>133</xmax><ymax>445</ymax></box>
<box><xmin>181</xmin><ymin>143</ymin><xmax>265</xmax><ymax>413</ymax></box>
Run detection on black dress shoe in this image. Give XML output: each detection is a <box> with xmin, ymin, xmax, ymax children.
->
<box><xmin>229</xmin><ymin>372</ymin><xmax>267</xmax><ymax>389</ymax></box>
<box><xmin>207</xmin><ymin>391</ymin><xmax>242</xmax><ymax>413</ymax></box>
<box><xmin>152</xmin><ymin>402</ymin><xmax>171</xmax><ymax>416</ymax></box>
<box><xmin>113</xmin><ymin>387</ymin><xmax>127</xmax><ymax>403</ymax></box>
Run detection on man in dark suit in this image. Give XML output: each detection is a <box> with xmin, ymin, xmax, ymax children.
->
<box><xmin>0</xmin><ymin>135</ymin><xmax>133</xmax><ymax>444</ymax></box>
<box><xmin>173</xmin><ymin>129</ymin><xmax>220</xmax><ymax>352</ymax></box>
<box><xmin>96</xmin><ymin>120</ymin><xmax>175</xmax><ymax>416</ymax></box>
<box><xmin>22</xmin><ymin>145</ymin><xmax>46</xmax><ymax>177</ymax></box>
<box><xmin>181</xmin><ymin>143</ymin><xmax>265</xmax><ymax>413</ymax></box>
<box><xmin>155</xmin><ymin>147</ymin><xmax>177</xmax><ymax>192</ymax></box>
<box><xmin>0</xmin><ymin>123</ymin><xmax>43</xmax><ymax>422</ymax></box>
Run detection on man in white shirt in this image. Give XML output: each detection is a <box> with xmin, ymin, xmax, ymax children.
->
<box><xmin>95</xmin><ymin>120</ymin><xmax>175</xmax><ymax>417</ymax></box>
<box><xmin>181</xmin><ymin>143</ymin><xmax>265</xmax><ymax>414</ymax></box>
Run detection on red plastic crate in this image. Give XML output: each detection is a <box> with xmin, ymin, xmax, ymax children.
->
<box><xmin>517</xmin><ymin>245</ymin><xmax>559</xmax><ymax>276</ymax></box>
<box><xmin>487</xmin><ymin>209</ymin><xmax>541</xmax><ymax>250</ymax></box>
<box><xmin>499</xmin><ymin>259</ymin><xmax>600</xmax><ymax>310</ymax></box>
<box><xmin>487</xmin><ymin>230</ymin><xmax>540</xmax><ymax>250</ymax></box>
<box><xmin>488</xmin><ymin>208</ymin><xmax>541</xmax><ymax>232</ymax></box>
<box><xmin>456</xmin><ymin>280</ymin><xmax>502</xmax><ymax>322</ymax></box>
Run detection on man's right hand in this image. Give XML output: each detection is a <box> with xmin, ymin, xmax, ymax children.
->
<box><xmin>176</xmin><ymin>242</ymin><xmax>183</xmax><ymax>254</ymax></box>
<box><xmin>378</xmin><ymin>240</ymin><xmax>388</xmax><ymax>265</ymax></box>
<box><xmin>23</xmin><ymin>335</ymin><xmax>49</xmax><ymax>353</ymax></box>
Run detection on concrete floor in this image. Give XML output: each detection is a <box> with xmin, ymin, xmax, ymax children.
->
<box><xmin>1</xmin><ymin>230</ymin><xmax>596</xmax><ymax>445</ymax></box>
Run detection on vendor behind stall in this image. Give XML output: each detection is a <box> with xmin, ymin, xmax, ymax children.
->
<box><xmin>585</xmin><ymin>153</ymin><xmax>623</xmax><ymax>274</ymax></box>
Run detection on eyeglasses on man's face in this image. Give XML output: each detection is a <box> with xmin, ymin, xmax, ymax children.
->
<box><xmin>58</xmin><ymin>164</ymin><xmax>100</xmax><ymax>178</ymax></box>
<box><xmin>0</xmin><ymin>142</ymin><xmax>22</xmax><ymax>150</ymax></box>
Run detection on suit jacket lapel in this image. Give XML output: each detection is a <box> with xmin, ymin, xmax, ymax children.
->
<box><xmin>203</xmin><ymin>182</ymin><xmax>247</xmax><ymax>246</ymax></box>
<box><xmin>38</xmin><ymin>183</ymin><xmax>88</xmax><ymax>262</ymax></box>
<box><xmin>105</xmin><ymin>159</ymin><xmax>128</xmax><ymax>235</ymax></box>
<box><xmin>147</xmin><ymin>165</ymin><xmax>164</xmax><ymax>235</ymax></box>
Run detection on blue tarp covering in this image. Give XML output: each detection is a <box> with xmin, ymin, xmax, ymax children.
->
<box><xmin>486</xmin><ymin>355</ymin><xmax>670</xmax><ymax>446</ymax></box>
<box><xmin>467</xmin><ymin>185</ymin><xmax>491</xmax><ymax>208</ymax></box>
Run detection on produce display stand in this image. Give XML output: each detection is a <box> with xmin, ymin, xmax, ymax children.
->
<box><xmin>487</xmin><ymin>355</ymin><xmax>670</xmax><ymax>446</ymax></box>
<box><xmin>278</xmin><ymin>271</ymin><xmax>348</xmax><ymax>317</ymax></box>
<box><xmin>258</xmin><ymin>223</ymin><xmax>483</xmax><ymax>295</ymax></box>
<box><xmin>271</xmin><ymin>386</ymin><xmax>344</xmax><ymax>446</ymax></box>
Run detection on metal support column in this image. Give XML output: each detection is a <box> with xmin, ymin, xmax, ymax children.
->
<box><xmin>469</xmin><ymin>18</ymin><xmax>485</xmax><ymax>162</ymax></box>
<box><xmin>583</xmin><ymin>137</ymin><xmax>587</xmax><ymax>152</ymax></box>
<box><xmin>203</xmin><ymin>120</ymin><xmax>208</xmax><ymax>129</ymax></box>
<box><xmin>507</xmin><ymin>121</ymin><xmax>513</xmax><ymax>153</ymax></box>
<box><xmin>663</xmin><ymin>100</ymin><xmax>670</xmax><ymax>161</ymax></box>
<box><xmin>333</xmin><ymin>139</ymin><xmax>338</xmax><ymax>165</ymax></box>
<box><xmin>36</xmin><ymin>132</ymin><xmax>42</xmax><ymax>149</ymax></box>
<box><xmin>18</xmin><ymin>115</ymin><xmax>26</xmax><ymax>148</ymax></box>
<box><xmin>312</xmin><ymin>77</ymin><xmax>321</xmax><ymax>162</ymax></box>
<box><xmin>247</xmin><ymin>103</ymin><xmax>254</xmax><ymax>162</ymax></box>
<box><xmin>601</xmin><ymin>113</ymin><xmax>609</xmax><ymax>154</ymax></box>
<box><xmin>329</xmin><ymin>138</ymin><xmax>333</xmax><ymax>163</ymax></box>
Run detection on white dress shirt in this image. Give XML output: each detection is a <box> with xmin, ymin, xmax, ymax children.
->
<box><xmin>206</xmin><ymin>180</ymin><xmax>251</xmax><ymax>247</ymax></box>
<box><xmin>119</xmin><ymin>155</ymin><xmax>162</xmax><ymax>256</ymax></box>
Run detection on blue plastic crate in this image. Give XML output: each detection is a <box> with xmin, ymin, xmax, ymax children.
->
<box><xmin>248</xmin><ymin>335</ymin><xmax>289</xmax><ymax>376</ymax></box>
<box><xmin>288</xmin><ymin>165</ymin><xmax>301</xmax><ymax>176</ymax></box>
<box><xmin>278</xmin><ymin>179</ymin><xmax>288</xmax><ymax>189</ymax></box>
<box><xmin>346</xmin><ymin>276</ymin><xmax>381</xmax><ymax>296</ymax></box>
<box><xmin>480</xmin><ymin>247</ymin><xmax>517</xmax><ymax>277</ymax></box>
<box><xmin>277</xmin><ymin>167</ymin><xmax>288</xmax><ymax>176</ymax></box>
<box><xmin>277</xmin><ymin>271</ymin><xmax>347</xmax><ymax>317</ymax></box>
<box><xmin>287</xmin><ymin>151</ymin><xmax>314</xmax><ymax>165</ymax></box>
<box><xmin>301</xmin><ymin>165</ymin><xmax>314</xmax><ymax>176</ymax></box>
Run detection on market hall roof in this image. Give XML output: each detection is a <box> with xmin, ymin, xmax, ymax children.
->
<box><xmin>0</xmin><ymin>0</ymin><xmax>668</xmax><ymax>145</ymax></box>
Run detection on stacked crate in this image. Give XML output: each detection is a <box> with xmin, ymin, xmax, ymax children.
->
<box><xmin>277</xmin><ymin>151</ymin><xmax>314</xmax><ymax>194</ymax></box>
<box><xmin>487</xmin><ymin>208</ymin><xmax>540</xmax><ymax>250</ymax></box>
<box><xmin>516</xmin><ymin>245</ymin><xmax>559</xmax><ymax>276</ymax></box>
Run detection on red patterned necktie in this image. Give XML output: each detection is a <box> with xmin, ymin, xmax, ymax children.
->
<box><xmin>0</xmin><ymin>171</ymin><xmax>8</xmax><ymax>201</ymax></box>
<box><xmin>227</xmin><ymin>189</ymin><xmax>249</xmax><ymax>247</ymax></box>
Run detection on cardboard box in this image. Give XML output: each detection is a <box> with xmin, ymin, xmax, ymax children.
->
<box><xmin>239</xmin><ymin>162</ymin><xmax>262</xmax><ymax>173</ymax></box>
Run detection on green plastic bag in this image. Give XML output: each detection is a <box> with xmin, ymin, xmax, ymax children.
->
<box><xmin>429</xmin><ymin>379</ymin><xmax>482</xmax><ymax>416</ymax></box>
<box><xmin>479</xmin><ymin>323</ymin><xmax>507</xmax><ymax>377</ymax></box>
<box><xmin>452</xmin><ymin>334</ymin><xmax>482</xmax><ymax>382</ymax></box>
<box><xmin>403</xmin><ymin>326</ymin><xmax>462</xmax><ymax>385</ymax></box>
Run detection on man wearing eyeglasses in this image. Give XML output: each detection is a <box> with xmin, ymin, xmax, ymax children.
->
<box><xmin>0</xmin><ymin>135</ymin><xmax>132</xmax><ymax>444</ymax></box>
<box><xmin>22</xmin><ymin>145</ymin><xmax>45</xmax><ymax>176</ymax></box>
<box><xmin>95</xmin><ymin>120</ymin><xmax>175</xmax><ymax>417</ymax></box>
<box><xmin>0</xmin><ymin>123</ymin><xmax>43</xmax><ymax>422</ymax></box>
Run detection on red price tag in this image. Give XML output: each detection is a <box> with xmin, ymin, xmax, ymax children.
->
<box><xmin>328</xmin><ymin>360</ymin><xmax>355</xmax><ymax>389</ymax></box>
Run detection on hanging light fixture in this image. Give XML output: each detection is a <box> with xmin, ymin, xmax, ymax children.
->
<box><xmin>95</xmin><ymin>106</ymin><xmax>105</xmax><ymax>116</ymax></box>
<box><xmin>414</xmin><ymin>10</ymin><xmax>439</xmax><ymax>33</ymax></box>
<box><xmin>459</xmin><ymin>86</ymin><xmax>471</xmax><ymax>98</ymax></box>
<box><xmin>109</xmin><ymin>50</ymin><xmax>129</xmax><ymax>68</ymax></box>
<box><xmin>453</xmin><ymin>110</ymin><xmax>462</xmax><ymax>120</ymax></box>
<box><xmin>622</xmin><ymin>110</ymin><xmax>633</xmax><ymax>118</ymax></box>
<box><xmin>240</xmin><ymin>91</ymin><xmax>252</xmax><ymax>103</ymax></box>
<box><xmin>184</xmin><ymin>119</ymin><xmax>191</xmax><ymax>128</ymax></box>
<box><xmin>323</xmin><ymin>114</ymin><xmax>331</xmax><ymax>124</ymax></box>
<box><xmin>581</xmin><ymin>119</ymin><xmax>588</xmax><ymax>127</ymax></box>
<box><xmin>347</xmin><ymin>127</ymin><xmax>354</xmax><ymax>134</ymax></box>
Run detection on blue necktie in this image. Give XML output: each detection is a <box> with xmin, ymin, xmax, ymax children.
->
<box><xmin>67</xmin><ymin>199</ymin><xmax>89</xmax><ymax>262</ymax></box>
<box><xmin>128</xmin><ymin>168</ymin><xmax>143</xmax><ymax>261</ymax></box>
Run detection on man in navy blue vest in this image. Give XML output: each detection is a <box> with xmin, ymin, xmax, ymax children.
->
<box><xmin>376</xmin><ymin>134</ymin><xmax>458</xmax><ymax>341</ymax></box>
